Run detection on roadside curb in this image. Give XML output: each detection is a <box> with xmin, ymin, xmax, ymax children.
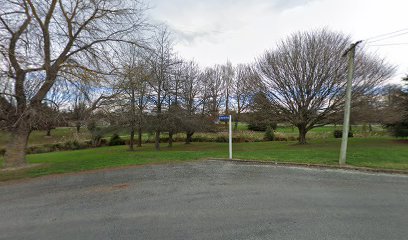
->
<box><xmin>211</xmin><ymin>158</ymin><xmax>408</xmax><ymax>175</ymax></box>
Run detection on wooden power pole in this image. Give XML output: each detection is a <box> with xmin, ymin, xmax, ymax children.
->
<box><xmin>339</xmin><ymin>41</ymin><xmax>362</xmax><ymax>166</ymax></box>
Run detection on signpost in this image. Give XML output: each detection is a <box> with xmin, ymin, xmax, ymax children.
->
<box><xmin>219</xmin><ymin>115</ymin><xmax>232</xmax><ymax>160</ymax></box>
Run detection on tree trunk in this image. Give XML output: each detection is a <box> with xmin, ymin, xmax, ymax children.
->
<box><xmin>168</xmin><ymin>131</ymin><xmax>173</xmax><ymax>147</ymax></box>
<box><xmin>46</xmin><ymin>128</ymin><xmax>51</xmax><ymax>136</ymax></box>
<box><xmin>137</xmin><ymin>127</ymin><xmax>142</xmax><ymax>147</ymax></box>
<box><xmin>130</xmin><ymin>89</ymin><xmax>136</xmax><ymax>151</ymax></box>
<box><xmin>297</xmin><ymin>125</ymin><xmax>307</xmax><ymax>144</ymax></box>
<box><xmin>4</xmin><ymin>123</ymin><xmax>31</xmax><ymax>168</ymax></box>
<box><xmin>76</xmin><ymin>123</ymin><xmax>81</xmax><ymax>133</ymax></box>
<box><xmin>129</xmin><ymin>129</ymin><xmax>135</xmax><ymax>151</ymax></box>
<box><xmin>368</xmin><ymin>123</ymin><xmax>373</xmax><ymax>132</ymax></box>
<box><xmin>185</xmin><ymin>131</ymin><xmax>194</xmax><ymax>144</ymax></box>
<box><xmin>155</xmin><ymin>130</ymin><xmax>160</xmax><ymax>150</ymax></box>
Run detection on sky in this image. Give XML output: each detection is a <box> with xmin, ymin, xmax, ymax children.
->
<box><xmin>146</xmin><ymin>0</ymin><xmax>408</xmax><ymax>83</ymax></box>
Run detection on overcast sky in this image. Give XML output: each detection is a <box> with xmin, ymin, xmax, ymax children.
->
<box><xmin>147</xmin><ymin>0</ymin><xmax>408</xmax><ymax>83</ymax></box>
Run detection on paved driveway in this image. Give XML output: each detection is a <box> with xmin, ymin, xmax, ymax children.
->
<box><xmin>1</xmin><ymin>160</ymin><xmax>408</xmax><ymax>240</ymax></box>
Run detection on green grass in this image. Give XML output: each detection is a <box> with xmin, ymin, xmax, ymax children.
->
<box><xmin>275</xmin><ymin>124</ymin><xmax>387</xmax><ymax>136</ymax></box>
<box><xmin>1</xmin><ymin>137</ymin><xmax>407</xmax><ymax>182</ymax></box>
<box><xmin>0</xmin><ymin>128</ymin><xmax>91</xmax><ymax>148</ymax></box>
<box><xmin>0</xmin><ymin>124</ymin><xmax>388</xmax><ymax>149</ymax></box>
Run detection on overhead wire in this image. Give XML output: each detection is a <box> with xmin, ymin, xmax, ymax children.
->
<box><xmin>368</xmin><ymin>42</ymin><xmax>408</xmax><ymax>47</ymax></box>
<box><xmin>366</xmin><ymin>31</ymin><xmax>408</xmax><ymax>44</ymax></box>
<box><xmin>364</xmin><ymin>27</ymin><xmax>408</xmax><ymax>42</ymax></box>
<box><xmin>361</xmin><ymin>27</ymin><xmax>408</xmax><ymax>48</ymax></box>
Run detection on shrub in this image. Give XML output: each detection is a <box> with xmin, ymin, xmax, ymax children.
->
<box><xmin>233</xmin><ymin>136</ymin><xmax>246</xmax><ymax>143</ymax></box>
<box><xmin>109</xmin><ymin>134</ymin><xmax>126</xmax><ymax>146</ymax></box>
<box><xmin>248</xmin><ymin>122</ymin><xmax>277</xmax><ymax>132</ymax></box>
<box><xmin>52</xmin><ymin>143</ymin><xmax>64</xmax><ymax>151</ymax></box>
<box><xmin>334</xmin><ymin>130</ymin><xmax>353</xmax><ymax>138</ymax></box>
<box><xmin>64</xmin><ymin>140</ymin><xmax>81</xmax><ymax>150</ymax></box>
<box><xmin>333</xmin><ymin>130</ymin><xmax>342</xmax><ymax>138</ymax></box>
<box><xmin>215</xmin><ymin>135</ymin><xmax>228</xmax><ymax>142</ymax></box>
<box><xmin>100</xmin><ymin>138</ymin><xmax>108</xmax><ymax>146</ymax></box>
<box><xmin>286</xmin><ymin>136</ymin><xmax>297</xmax><ymax>141</ymax></box>
<box><xmin>275</xmin><ymin>136</ymin><xmax>288</xmax><ymax>141</ymax></box>
<box><xmin>264</xmin><ymin>126</ymin><xmax>275</xmax><ymax>141</ymax></box>
<box><xmin>387</xmin><ymin>122</ymin><xmax>408</xmax><ymax>137</ymax></box>
<box><xmin>192</xmin><ymin>136</ymin><xmax>208</xmax><ymax>142</ymax></box>
<box><xmin>0</xmin><ymin>148</ymin><xmax>5</xmax><ymax>156</ymax></box>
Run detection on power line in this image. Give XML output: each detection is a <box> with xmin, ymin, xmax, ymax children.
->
<box><xmin>366</xmin><ymin>31</ymin><xmax>408</xmax><ymax>44</ymax></box>
<box><xmin>368</xmin><ymin>42</ymin><xmax>408</xmax><ymax>47</ymax></box>
<box><xmin>364</xmin><ymin>27</ymin><xmax>408</xmax><ymax>42</ymax></box>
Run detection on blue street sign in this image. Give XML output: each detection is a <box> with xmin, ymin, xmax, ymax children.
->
<box><xmin>219</xmin><ymin>115</ymin><xmax>230</xmax><ymax>122</ymax></box>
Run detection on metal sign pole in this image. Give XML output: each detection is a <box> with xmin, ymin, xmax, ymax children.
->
<box><xmin>229</xmin><ymin>115</ymin><xmax>232</xmax><ymax>160</ymax></box>
<box><xmin>218</xmin><ymin>115</ymin><xmax>233</xmax><ymax>159</ymax></box>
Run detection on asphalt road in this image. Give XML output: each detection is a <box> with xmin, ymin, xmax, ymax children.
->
<box><xmin>1</xmin><ymin>160</ymin><xmax>408</xmax><ymax>240</ymax></box>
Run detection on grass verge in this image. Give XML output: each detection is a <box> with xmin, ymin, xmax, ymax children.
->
<box><xmin>1</xmin><ymin>138</ymin><xmax>407</xmax><ymax>182</ymax></box>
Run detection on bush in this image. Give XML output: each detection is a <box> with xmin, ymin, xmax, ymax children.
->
<box><xmin>192</xmin><ymin>135</ymin><xmax>211</xmax><ymax>142</ymax></box>
<box><xmin>233</xmin><ymin>136</ymin><xmax>246</xmax><ymax>143</ymax></box>
<box><xmin>264</xmin><ymin>127</ymin><xmax>275</xmax><ymax>141</ymax></box>
<box><xmin>215</xmin><ymin>135</ymin><xmax>228</xmax><ymax>142</ymax></box>
<box><xmin>109</xmin><ymin>134</ymin><xmax>126</xmax><ymax>146</ymax></box>
<box><xmin>26</xmin><ymin>146</ymin><xmax>48</xmax><ymax>154</ymax></box>
<box><xmin>387</xmin><ymin>122</ymin><xmax>408</xmax><ymax>137</ymax></box>
<box><xmin>64</xmin><ymin>140</ymin><xmax>81</xmax><ymax>150</ymax></box>
<box><xmin>100</xmin><ymin>138</ymin><xmax>108</xmax><ymax>146</ymax></box>
<box><xmin>334</xmin><ymin>130</ymin><xmax>353</xmax><ymax>138</ymax></box>
<box><xmin>286</xmin><ymin>136</ymin><xmax>297</xmax><ymax>141</ymax></box>
<box><xmin>248</xmin><ymin>121</ymin><xmax>277</xmax><ymax>132</ymax></box>
<box><xmin>0</xmin><ymin>148</ymin><xmax>5</xmax><ymax>156</ymax></box>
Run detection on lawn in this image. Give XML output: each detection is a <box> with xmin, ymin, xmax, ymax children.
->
<box><xmin>0</xmin><ymin>124</ymin><xmax>388</xmax><ymax>149</ymax></box>
<box><xmin>0</xmin><ymin>127</ymin><xmax>91</xmax><ymax>148</ymax></box>
<box><xmin>1</xmin><ymin>137</ymin><xmax>407</xmax><ymax>182</ymax></box>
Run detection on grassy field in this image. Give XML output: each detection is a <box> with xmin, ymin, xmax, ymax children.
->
<box><xmin>0</xmin><ymin>124</ymin><xmax>388</xmax><ymax>148</ymax></box>
<box><xmin>0</xmin><ymin>128</ymin><xmax>91</xmax><ymax>148</ymax></box>
<box><xmin>1</xmin><ymin>137</ymin><xmax>407</xmax><ymax>182</ymax></box>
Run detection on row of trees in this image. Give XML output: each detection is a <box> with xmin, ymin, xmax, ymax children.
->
<box><xmin>81</xmin><ymin>30</ymin><xmax>260</xmax><ymax>150</ymax></box>
<box><xmin>0</xmin><ymin>0</ymin><xmax>397</xmax><ymax>168</ymax></box>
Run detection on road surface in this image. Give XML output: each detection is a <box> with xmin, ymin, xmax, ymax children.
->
<box><xmin>1</xmin><ymin>160</ymin><xmax>407</xmax><ymax>240</ymax></box>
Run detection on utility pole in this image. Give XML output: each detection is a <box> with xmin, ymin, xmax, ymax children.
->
<box><xmin>339</xmin><ymin>40</ymin><xmax>362</xmax><ymax>165</ymax></box>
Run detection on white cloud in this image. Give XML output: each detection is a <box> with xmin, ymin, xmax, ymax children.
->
<box><xmin>147</xmin><ymin>0</ymin><xmax>408</xmax><ymax>83</ymax></box>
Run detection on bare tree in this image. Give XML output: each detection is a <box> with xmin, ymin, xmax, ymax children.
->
<box><xmin>257</xmin><ymin>29</ymin><xmax>395</xmax><ymax>144</ymax></box>
<box><xmin>232</xmin><ymin>64</ymin><xmax>259</xmax><ymax>129</ymax></box>
<box><xmin>70</xmin><ymin>89</ymin><xmax>88</xmax><ymax>133</ymax></box>
<box><xmin>35</xmin><ymin>80</ymin><xmax>71</xmax><ymax>136</ymax></box>
<box><xmin>115</xmin><ymin>45</ymin><xmax>151</xmax><ymax>150</ymax></box>
<box><xmin>146</xmin><ymin>26</ymin><xmax>177</xmax><ymax>150</ymax></box>
<box><xmin>164</xmin><ymin>57</ymin><xmax>184</xmax><ymax>147</ymax></box>
<box><xmin>179</xmin><ymin>60</ymin><xmax>205</xmax><ymax>143</ymax></box>
<box><xmin>379</xmin><ymin>84</ymin><xmax>407</xmax><ymax>126</ymax></box>
<box><xmin>201</xmin><ymin>66</ymin><xmax>224</xmax><ymax>119</ymax></box>
<box><xmin>0</xmin><ymin>0</ymin><xmax>147</xmax><ymax>167</ymax></box>
<box><xmin>221</xmin><ymin>61</ymin><xmax>234</xmax><ymax>115</ymax></box>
